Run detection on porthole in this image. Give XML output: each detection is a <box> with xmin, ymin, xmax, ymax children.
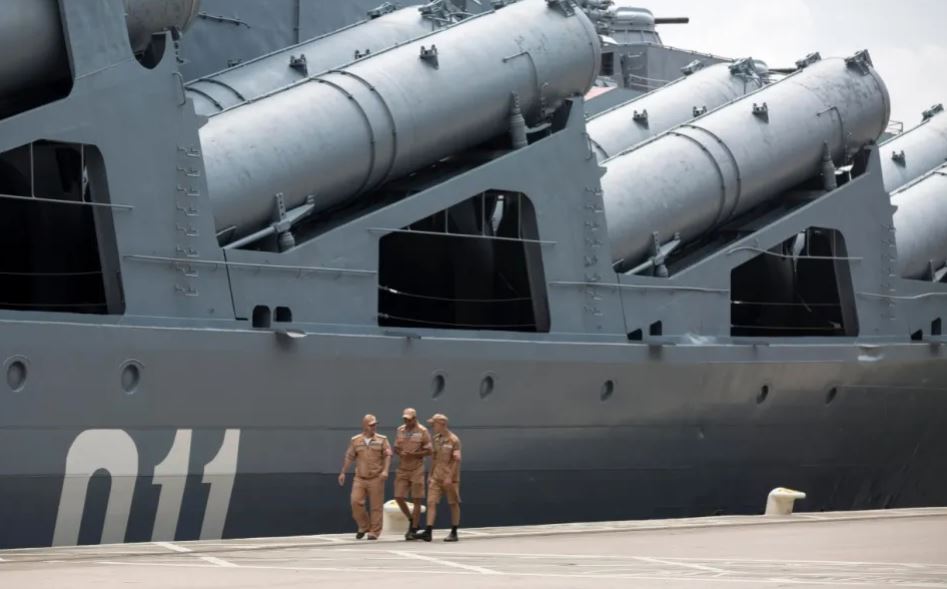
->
<box><xmin>600</xmin><ymin>380</ymin><xmax>615</xmax><ymax>402</ymax></box>
<box><xmin>431</xmin><ymin>373</ymin><xmax>446</xmax><ymax>398</ymax></box>
<box><xmin>757</xmin><ymin>385</ymin><xmax>770</xmax><ymax>404</ymax></box>
<box><xmin>121</xmin><ymin>361</ymin><xmax>143</xmax><ymax>395</ymax></box>
<box><xmin>479</xmin><ymin>374</ymin><xmax>496</xmax><ymax>399</ymax></box>
<box><xmin>5</xmin><ymin>357</ymin><xmax>28</xmax><ymax>393</ymax></box>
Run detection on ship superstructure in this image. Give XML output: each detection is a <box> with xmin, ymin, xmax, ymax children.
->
<box><xmin>1</xmin><ymin>0</ymin><xmax>946</xmax><ymax>549</ymax></box>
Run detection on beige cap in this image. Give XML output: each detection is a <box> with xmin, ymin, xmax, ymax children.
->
<box><xmin>427</xmin><ymin>413</ymin><xmax>448</xmax><ymax>425</ymax></box>
<box><xmin>362</xmin><ymin>414</ymin><xmax>378</xmax><ymax>427</ymax></box>
<box><xmin>402</xmin><ymin>408</ymin><xmax>417</xmax><ymax>420</ymax></box>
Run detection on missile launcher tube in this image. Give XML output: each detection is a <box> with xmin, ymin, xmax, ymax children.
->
<box><xmin>201</xmin><ymin>0</ymin><xmax>601</xmax><ymax>241</ymax></box>
<box><xmin>0</xmin><ymin>0</ymin><xmax>66</xmax><ymax>102</ymax></box>
<box><xmin>602</xmin><ymin>55</ymin><xmax>890</xmax><ymax>268</ymax></box>
<box><xmin>0</xmin><ymin>0</ymin><xmax>200</xmax><ymax>102</ymax></box>
<box><xmin>187</xmin><ymin>6</ymin><xmax>447</xmax><ymax>116</ymax></box>
<box><xmin>880</xmin><ymin>105</ymin><xmax>947</xmax><ymax>192</ymax></box>
<box><xmin>892</xmin><ymin>164</ymin><xmax>947</xmax><ymax>280</ymax></box>
<box><xmin>123</xmin><ymin>0</ymin><xmax>202</xmax><ymax>52</ymax></box>
<box><xmin>587</xmin><ymin>60</ymin><xmax>768</xmax><ymax>161</ymax></box>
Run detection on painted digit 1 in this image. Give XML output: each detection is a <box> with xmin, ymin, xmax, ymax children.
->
<box><xmin>152</xmin><ymin>429</ymin><xmax>240</xmax><ymax>542</ymax></box>
<box><xmin>200</xmin><ymin>429</ymin><xmax>240</xmax><ymax>540</ymax></box>
<box><xmin>150</xmin><ymin>429</ymin><xmax>192</xmax><ymax>541</ymax></box>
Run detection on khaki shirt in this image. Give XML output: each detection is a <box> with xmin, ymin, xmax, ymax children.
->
<box><xmin>345</xmin><ymin>433</ymin><xmax>391</xmax><ymax>479</ymax></box>
<box><xmin>395</xmin><ymin>423</ymin><xmax>432</xmax><ymax>471</ymax></box>
<box><xmin>430</xmin><ymin>431</ymin><xmax>461</xmax><ymax>482</ymax></box>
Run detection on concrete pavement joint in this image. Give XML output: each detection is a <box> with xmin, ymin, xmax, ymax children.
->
<box><xmin>198</xmin><ymin>556</ymin><xmax>238</xmax><ymax>568</ymax></box>
<box><xmin>390</xmin><ymin>550</ymin><xmax>501</xmax><ymax>575</ymax></box>
<box><xmin>634</xmin><ymin>555</ymin><xmax>733</xmax><ymax>574</ymax></box>
<box><xmin>153</xmin><ymin>542</ymin><xmax>191</xmax><ymax>553</ymax></box>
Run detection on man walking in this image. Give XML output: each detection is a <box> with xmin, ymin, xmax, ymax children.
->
<box><xmin>416</xmin><ymin>413</ymin><xmax>462</xmax><ymax>542</ymax></box>
<box><xmin>394</xmin><ymin>407</ymin><xmax>432</xmax><ymax>540</ymax></box>
<box><xmin>338</xmin><ymin>414</ymin><xmax>391</xmax><ymax>540</ymax></box>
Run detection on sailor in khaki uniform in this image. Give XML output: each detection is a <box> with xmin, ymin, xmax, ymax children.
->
<box><xmin>416</xmin><ymin>413</ymin><xmax>461</xmax><ymax>542</ymax></box>
<box><xmin>393</xmin><ymin>407</ymin><xmax>432</xmax><ymax>540</ymax></box>
<box><xmin>338</xmin><ymin>414</ymin><xmax>391</xmax><ymax>539</ymax></box>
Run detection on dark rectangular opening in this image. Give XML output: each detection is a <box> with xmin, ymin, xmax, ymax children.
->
<box><xmin>378</xmin><ymin>191</ymin><xmax>550</xmax><ymax>332</ymax></box>
<box><xmin>731</xmin><ymin>228</ymin><xmax>857</xmax><ymax>337</ymax></box>
<box><xmin>601</xmin><ymin>52</ymin><xmax>616</xmax><ymax>77</ymax></box>
<box><xmin>252</xmin><ymin>305</ymin><xmax>272</xmax><ymax>328</ymax></box>
<box><xmin>0</xmin><ymin>142</ymin><xmax>124</xmax><ymax>315</ymax></box>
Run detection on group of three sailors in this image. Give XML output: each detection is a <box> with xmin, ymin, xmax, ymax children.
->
<box><xmin>338</xmin><ymin>408</ymin><xmax>462</xmax><ymax>542</ymax></box>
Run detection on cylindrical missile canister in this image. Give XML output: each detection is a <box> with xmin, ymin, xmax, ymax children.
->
<box><xmin>201</xmin><ymin>0</ymin><xmax>601</xmax><ymax>240</ymax></box>
<box><xmin>602</xmin><ymin>53</ymin><xmax>890</xmax><ymax>268</ymax></box>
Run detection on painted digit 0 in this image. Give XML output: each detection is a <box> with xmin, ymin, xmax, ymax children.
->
<box><xmin>52</xmin><ymin>430</ymin><xmax>139</xmax><ymax>546</ymax></box>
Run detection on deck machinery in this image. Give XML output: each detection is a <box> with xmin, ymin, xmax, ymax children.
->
<box><xmin>0</xmin><ymin>0</ymin><xmax>946</xmax><ymax>549</ymax></box>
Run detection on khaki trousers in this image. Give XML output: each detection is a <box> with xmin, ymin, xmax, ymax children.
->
<box><xmin>351</xmin><ymin>476</ymin><xmax>385</xmax><ymax>536</ymax></box>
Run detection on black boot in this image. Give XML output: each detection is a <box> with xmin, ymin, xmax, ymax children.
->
<box><xmin>405</xmin><ymin>527</ymin><xmax>417</xmax><ymax>541</ymax></box>
<box><xmin>416</xmin><ymin>526</ymin><xmax>433</xmax><ymax>542</ymax></box>
<box><xmin>443</xmin><ymin>526</ymin><xmax>459</xmax><ymax>542</ymax></box>
<box><xmin>355</xmin><ymin>531</ymin><xmax>366</xmax><ymax>540</ymax></box>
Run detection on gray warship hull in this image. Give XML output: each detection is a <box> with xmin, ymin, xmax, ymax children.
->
<box><xmin>2</xmin><ymin>0</ymin><xmax>947</xmax><ymax>551</ymax></box>
<box><xmin>3</xmin><ymin>318</ymin><xmax>946</xmax><ymax>548</ymax></box>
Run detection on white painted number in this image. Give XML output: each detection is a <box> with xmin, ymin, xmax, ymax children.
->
<box><xmin>53</xmin><ymin>430</ymin><xmax>138</xmax><ymax>546</ymax></box>
<box><xmin>53</xmin><ymin>429</ymin><xmax>241</xmax><ymax>546</ymax></box>
<box><xmin>151</xmin><ymin>429</ymin><xmax>192</xmax><ymax>541</ymax></box>
<box><xmin>200</xmin><ymin>429</ymin><xmax>240</xmax><ymax>540</ymax></box>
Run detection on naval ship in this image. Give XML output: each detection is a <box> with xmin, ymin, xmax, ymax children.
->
<box><xmin>1</xmin><ymin>0</ymin><xmax>946</xmax><ymax>549</ymax></box>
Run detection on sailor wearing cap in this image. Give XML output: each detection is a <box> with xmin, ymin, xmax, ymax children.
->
<box><xmin>338</xmin><ymin>414</ymin><xmax>392</xmax><ymax>540</ymax></box>
<box><xmin>415</xmin><ymin>413</ymin><xmax>462</xmax><ymax>542</ymax></box>
<box><xmin>394</xmin><ymin>407</ymin><xmax>433</xmax><ymax>540</ymax></box>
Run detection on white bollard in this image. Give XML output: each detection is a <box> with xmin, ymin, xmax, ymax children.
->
<box><xmin>383</xmin><ymin>499</ymin><xmax>426</xmax><ymax>535</ymax></box>
<box><xmin>764</xmin><ymin>487</ymin><xmax>807</xmax><ymax>516</ymax></box>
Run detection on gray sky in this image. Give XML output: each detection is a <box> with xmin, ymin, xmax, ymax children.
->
<box><xmin>633</xmin><ymin>0</ymin><xmax>947</xmax><ymax>126</ymax></box>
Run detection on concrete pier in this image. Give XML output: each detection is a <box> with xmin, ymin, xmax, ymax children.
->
<box><xmin>2</xmin><ymin>508</ymin><xmax>946</xmax><ymax>588</ymax></box>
